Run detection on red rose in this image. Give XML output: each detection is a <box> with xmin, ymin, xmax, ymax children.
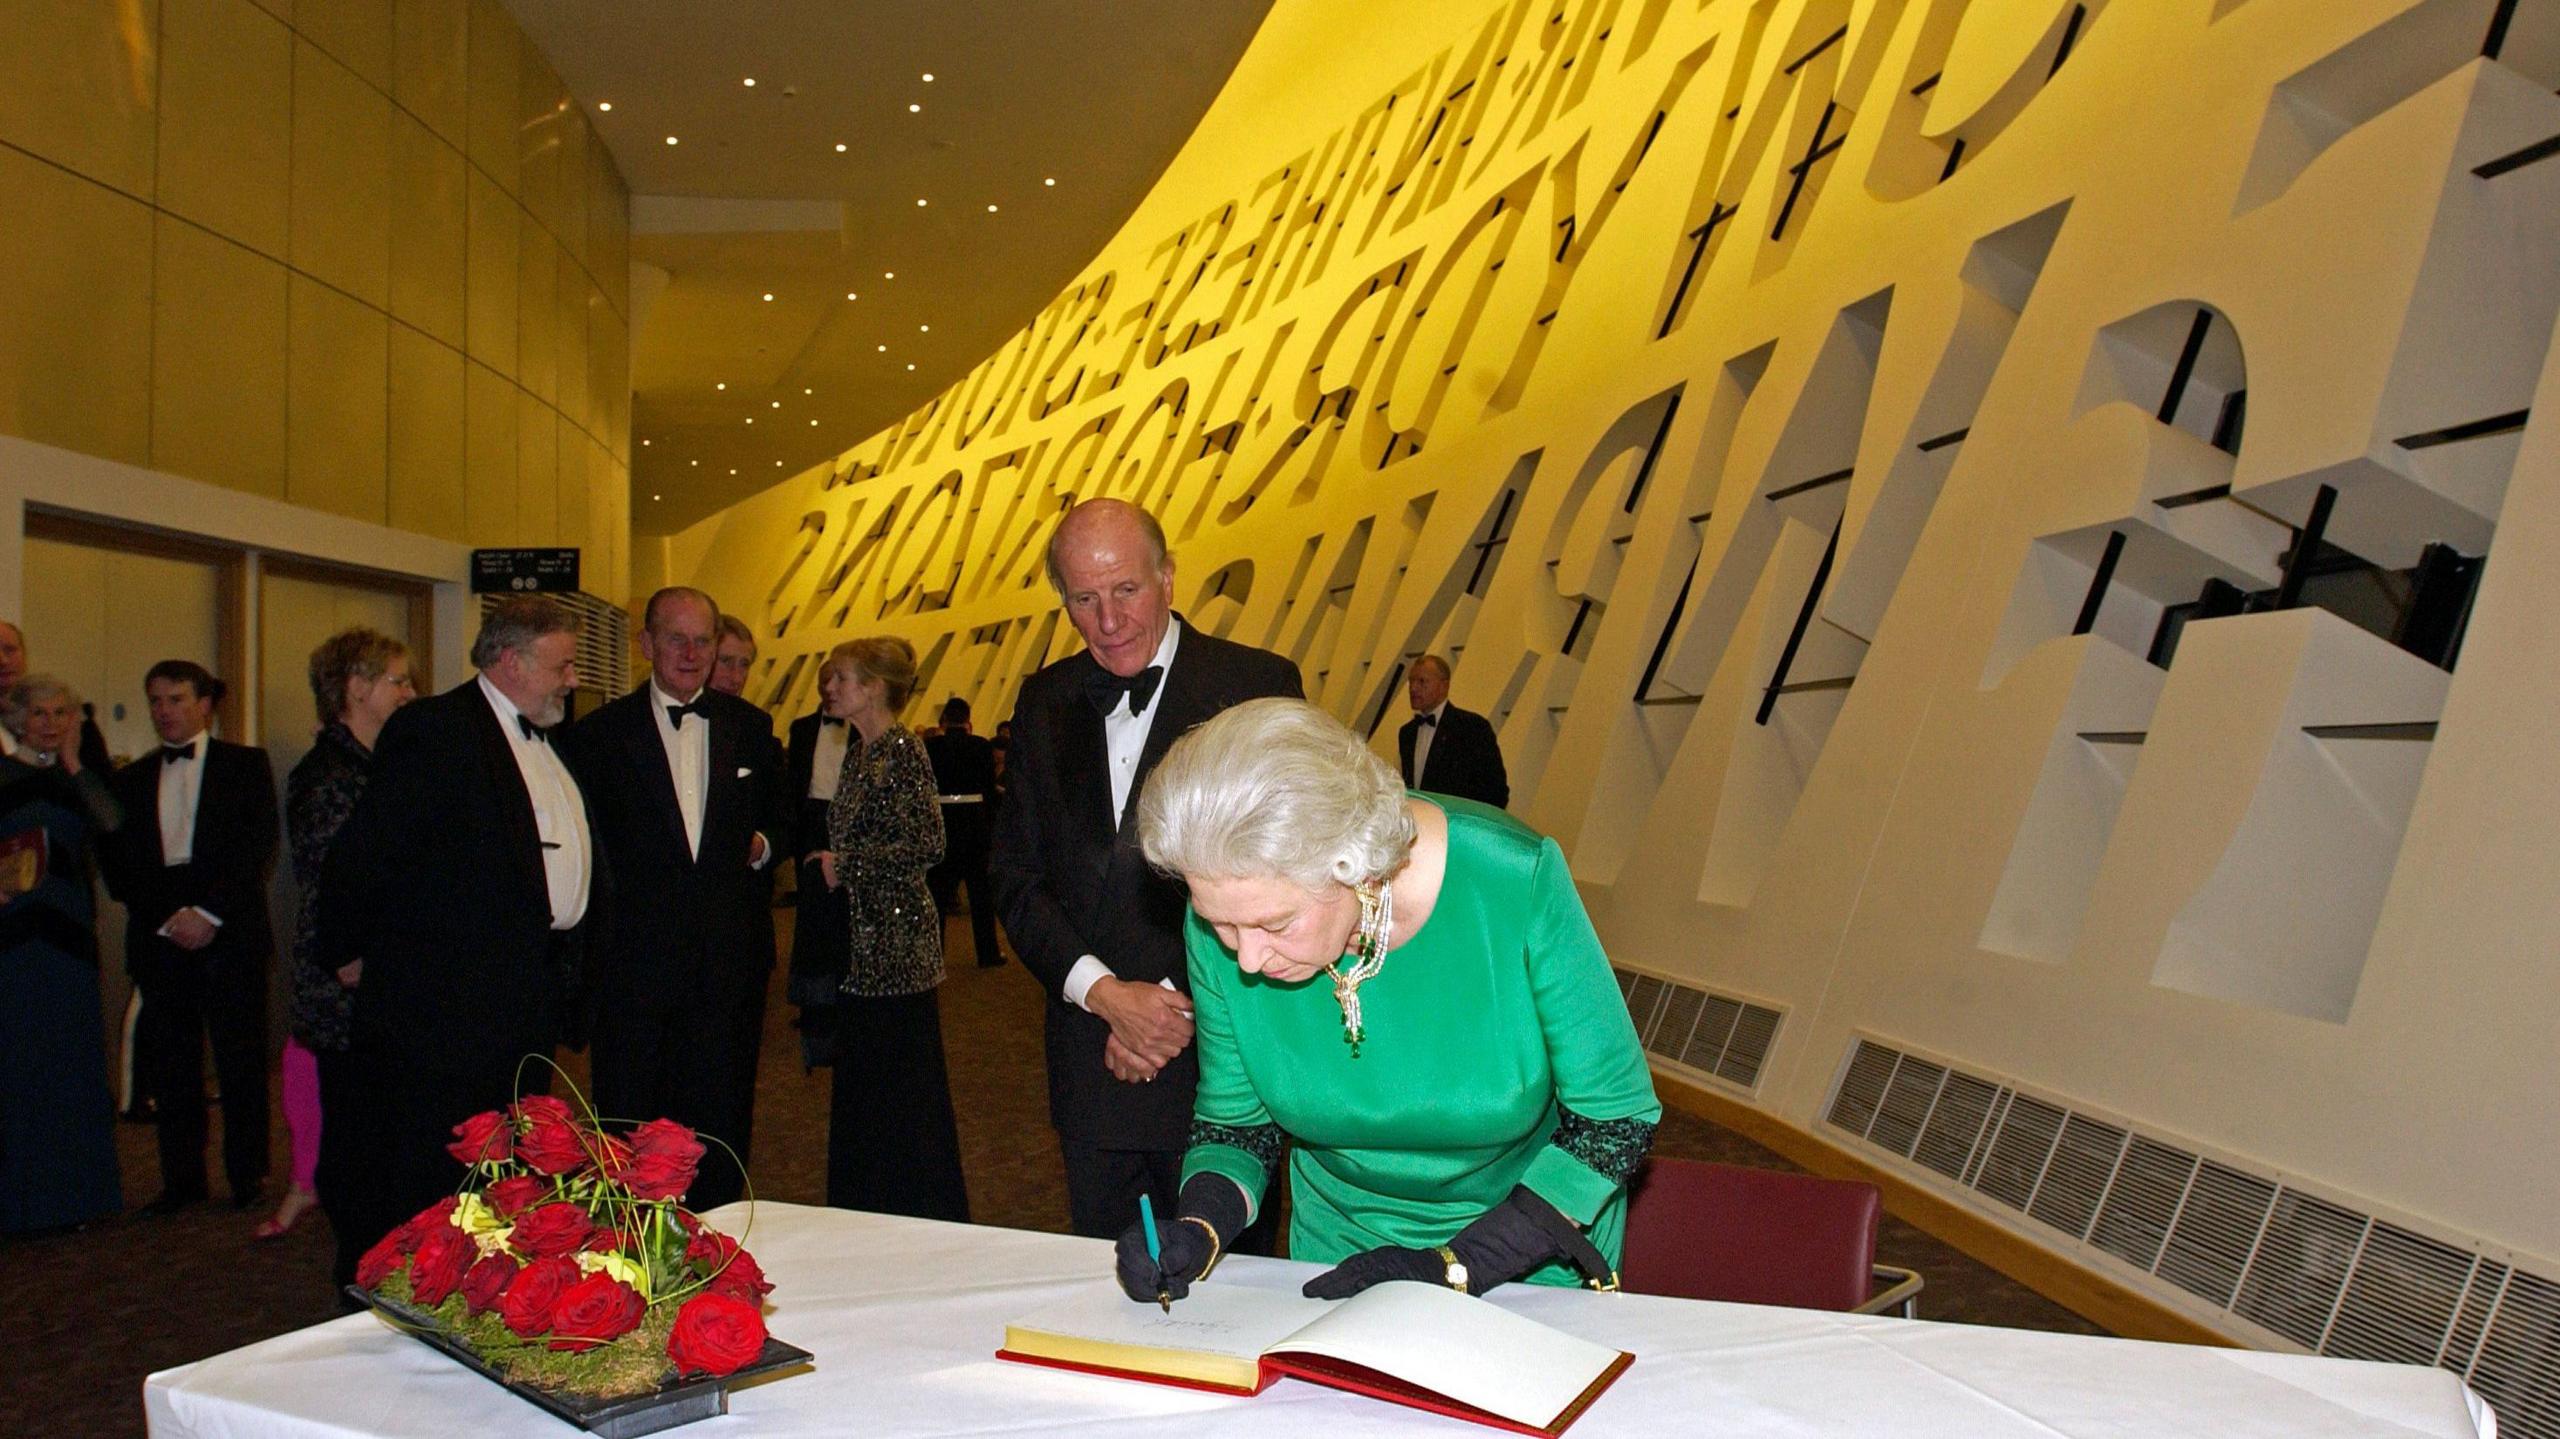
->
<box><xmin>498</xmin><ymin>1255</ymin><xmax>582</xmax><ymax>1337</ymax></box>
<box><xmin>407</xmin><ymin>1225</ymin><xmax>476</xmax><ymax>1307</ymax></box>
<box><xmin>513</xmin><ymin>1100</ymin><xmax>594</xmax><ymax>1176</ymax></box>
<box><xmin>355</xmin><ymin>1232</ymin><xmax>409</xmax><ymax>1289</ymax></box>
<box><xmin>445</xmin><ymin>1110</ymin><xmax>511</xmax><ymax>1167</ymax></box>
<box><xmin>607</xmin><ymin>1119</ymin><xmax>703</xmax><ymax>1202</ymax></box>
<box><xmin>485</xmin><ymin>1175</ymin><xmax>548</xmax><ymax>1217</ymax></box>
<box><xmin>460</xmin><ymin>1253</ymin><xmax>518</xmax><ymax>1314</ymax></box>
<box><xmin>584</xmin><ymin>1225</ymin><xmax>630</xmax><ymax>1253</ymax></box>
<box><xmin>667</xmin><ymin>1292</ymin><xmax>768</xmax><ymax>1377</ymax></box>
<box><xmin>546</xmin><ymin>1273</ymin><xmax>646</xmax><ymax>1352</ymax></box>
<box><xmin>690</xmin><ymin>1233</ymin><xmax>773</xmax><ymax>1300</ymax></box>
<box><xmin>508</xmin><ymin>1202</ymin><xmax>595</xmax><ymax>1258</ymax></box>
<box><xmin>394</xmin><ymin>1197</ymin><xmax>459</xmax><ymax>1251</ymax></box>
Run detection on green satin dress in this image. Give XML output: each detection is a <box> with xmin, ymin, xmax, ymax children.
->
<box><xmin>1180</xmin><ymin>797</ymin><xmax>1660</xmax><ymax>1286</ymax></box>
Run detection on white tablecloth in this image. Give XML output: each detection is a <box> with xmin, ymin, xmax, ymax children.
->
<box><xmin>146</xmin><ymin>1203</ymin><xmax>2494</xmax><ymax>1438</ymax></box>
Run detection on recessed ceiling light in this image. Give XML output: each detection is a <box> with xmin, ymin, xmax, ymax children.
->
<box><xmin>715</xmin><ymin>382</ymin><xmax>725</xmax><ymax>390</ymax></box>
<box><xmin>743</xmin><ymin>77</ymin><xmax>756</xmax><ymax>87</ymax></box>
<box><xmin>804</xmin><ymin>387</ymin><xmax>813</xmax><ymax>394</ymax></box>
<box><xmin>652</xmin><ymin>493</ymin><xmax>661</xmax><ymax>500</ymax></box>
<box><xmin>809</xmin><ymin>419</ymin><xmax>818</xmax><ymax>426</ymax></box>
<box><xmin>919</xmin><ymin>324</ymin><xmax>930</xmax><ymax>332</ymax></box>
<box><xmin>908</xmin><ymin>103</ymin><xmax>922</xmax><ymax>113</ymax></box>
<box><xmin>905</xmin><ymin>363</ymin><xmax>916</xmax><ymax>370</ymax></box>
<box><xmin>745</xmin><ymin>417</ymin><xmax>754</xmax><ymax>424</ymax></box>
<box><xmin>921</xmin><ymin>72</ymin><xmax>935</xmax><ymax>82</ymax></box>
<box><xmin>761</xmin><ymin>292</ymin><xmax>774</xmax><ymax>302</ymax></box>
<box><xmin>729</xmin><ymin>468</ymin><xmax>737</xmax><ymax>474</ymax></box>
<box><xmin>597</xmin><ymin>101</ymin><xmax>612</xmax><ymax>112</ymax></box>
<box><xmin>1044</xmin><ymin>176</ymin><xmax>1055</xmax><ymax>186</ymax></box>
<box><xmin>775</xmin><ymin>460</ymin><xmax>783</xmax><ymax>467</ymax></box>
<box><xmin>641</xmin><ymin>438</ymin><xmax>650</xmax><ymax>445</ymax></box>
<box><xmin>690</xmin><ymin>460</ymin><xmax>699</xmax><ymax>466</ymax></box>
<box><xmin>834</xmin><ymin>143</ymin><xmax>847</xmax><ymax>152</ymax></box>
<box><xmin>666</xmin><ymin>136</ymin><xmax>680</xmax><ymax>145</ymax></box>
<box><xmin>876</xmin><ymin>344</ymin><xmax>887</xmax><ymax>352</ymax></box>
<box><xmin>987</xmin><ymin>204</ymin><xmax>998</xmax><ymax>213</ymax></box>
<box><xmin>845</xmin><ymin>292</ymin><xmax>857</xmax><ymax>300</ymax></box>
<box><xmin>883</xmin><ymin>271</ymin><xmax>894</xmax><ymax>279</ymax></box>
<box><xmin>770</xmin><ymin>400</ymin><xmax>780</xmax><ymax>408</ymax></box>
<box><xmin>916</xmin><ymin>198</ymin><xmax>928</xmax><ymax>207</ymax></box>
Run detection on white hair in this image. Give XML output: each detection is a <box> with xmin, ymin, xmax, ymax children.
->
<box><xmin>1138</xmin><ymin>697</ymin><xmax>1416</xmax><ymax>892</ymax></box>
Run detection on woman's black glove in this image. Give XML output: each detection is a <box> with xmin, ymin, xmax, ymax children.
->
<box><xmin>1114</xmin><ymin>1174</ymin><xmax>1249</xmax><ymax>1303</ymax></box>
<box><xmin>1303</xmin><ymin>1186</ymin><xmax>1594</xmax><ymax>1300</ymax></box>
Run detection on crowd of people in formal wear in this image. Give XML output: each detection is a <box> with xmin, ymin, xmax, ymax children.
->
<box><xmin>2</xmin><ymin>496</ymin><xmax>1655</xmax><ymax>1310</ymax></box>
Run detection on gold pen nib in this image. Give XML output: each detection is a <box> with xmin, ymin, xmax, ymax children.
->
<box><xmin>1157</xmin><ymin>1291</ymin><xmax>1172</xmax><ymax>1313</ymax></box>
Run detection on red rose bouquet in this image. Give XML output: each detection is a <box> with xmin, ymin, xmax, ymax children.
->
<box><xmin>357</xmin><ymin>1091</ymin><xmax>777</xmax><ymax>1399</ymax></box>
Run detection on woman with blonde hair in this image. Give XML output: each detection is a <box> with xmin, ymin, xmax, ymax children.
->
<box><xmin>816</xmin><ymin>636</ymin><xmax>969</xmax><ymax>1221</ymax></box>
<box><xmin>1117</xmin><ymin>697</ymin><xmax>1657</xmax><ymax>1303</ymax></box>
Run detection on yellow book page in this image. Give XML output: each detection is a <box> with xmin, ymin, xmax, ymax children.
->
<box><xmin>1003</xmin><ymin>1280</ymin><xmax>1332</xmax><ymax>1391</ymax></box>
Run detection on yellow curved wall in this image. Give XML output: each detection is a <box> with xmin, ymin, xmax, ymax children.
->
<box><xmin>671</xmin><ymin>0</ymin><xmax>2560</xmax><ymax>1371</ymax></box>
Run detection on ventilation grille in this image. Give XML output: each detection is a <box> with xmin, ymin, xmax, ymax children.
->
<box><xmin>476</xmin><ymin>591</ymin><xmax>633</xmax><ymax>704</ymax></box>
<box><xmin>1824</xmin><ymin>1038</ymin><xmax>2560</xmax><ymax>1438</ymax></box>
<box><xmin>1613</xmin><ymin>967</ymin><xmax>1782</xmax><ymax>1093</ymax></box>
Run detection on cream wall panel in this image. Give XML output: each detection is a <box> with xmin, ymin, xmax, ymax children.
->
<box><xmin>515</xmin><ymin>209</ymin><xmax>557</xmax><ymax>403</ymax></box>
<box><xmin>296</xmin><ymin>0</ymin><xmax>392</xmax><ymax>91</ymax></box>
<box><xmin>18</xmin><ymin>537</ymin><xmax>112</xmax><ymax>711</ymax></box>
<box><xmin>462</xmin><ymin>358</ymin><xmax>516</xmax><ymax>544</ymax></box>
<box><xmin>152</xmin><ymin>215</ymin><xmax>289</xmax><ymax>497</ymax></box>
<box><xmin>388</xmin><ymin>321</ymin><xmax>466</xmax><ymax>541</ymax></box>
<box><xmin>0</xmin><ymin>148</ymin><xmax>154</xmax><ymax>468</ymax></box>
<box><xmin>392</xmin><ymin>0</ymin><xmax>467</xmax><ymax>147</ymax></box>
<box><xmin>286</xmin><ymin>274</ymin><xmax>387</xmax><ymax>521</ymax></box>
<box><xmin>288</xmin><ymin>39</ymin><xmax>391</xmax><ymax>309</ymax></box>
<box><xmin>554</xmin><ymin>251</ymin><xmax>588</xmax><ymax>437</ymax></box>
<box><xmin>0</xmin><ymin>0</ymin><xmax>158</xmax><ymax>199</ymax></box>
<box><xmin>157</xmin><ymin>0</ymin><xmax>292</xmax><ymax>259</ymax></box>
<box><xmin>23</xmin><ymin>537</ymin><xmax>223</xmax><ymax>760</ymax></box>
<box><xmin>462</xmin><ymin>0</ymin><xmax>518</xmax><ymax>194</ymax></box>
<box><xmin>517</xmin><ymin>392</ymin><xmax>557</xmax><ymax>544</ymax></box>
<box><xmin>515</xmin><ymin>37</ymin><xmax>565</xmax><ymax>240</ymax></box>
<box><xmin>669</xmin><ymin>0</ymin><xmax>2560</xmax><ymax>1307</ymax></box>
<box><xmin>388</xmin><ymin>109</ymin><xmax>466</xmax><ymax>346</ymax></box>
<box><xmin>556</xmin><ymin>424</ymin><xmax>590</xmax><ymax>551</ymax></box>
<box><xmin>555</xmin><ymin>105</ymin><xmax>589</xmax><ymax>271</ymax></box>
<box><xmin>463</xmin><ymin>167</ymin><xmax>518</xmax><ymax>373</ymax></box>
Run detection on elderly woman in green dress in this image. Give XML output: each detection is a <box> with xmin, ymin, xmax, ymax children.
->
<box><xmin>1115</xmin><ymin>698</ymin><xmax>1659</xmax><ymax>1302</ymax></box>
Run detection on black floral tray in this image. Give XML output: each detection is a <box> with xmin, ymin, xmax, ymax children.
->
<box><xmin>348</xmin><ymin>1287</ymin><xmax>813</xmax><ymax>1438</ymax></box>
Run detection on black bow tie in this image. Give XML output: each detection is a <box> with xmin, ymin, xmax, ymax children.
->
<box><xmin>517</xmin><ymin>716</ymin><xmax>549</xmax><ymax>743</ymax></box>
<box><xmin>819</xmin><ymin>715</ymin><xmax>847</xmax><ymax>728</ymax></box>
<box><xmin>1085</xmin><ymin>663</ymin><xmax>1165</xmax><ymax>716</ymax></box>
<box><xmin>666</xmin><ymin>700</ymin><xmax>707</xmax><ymax>726</ymax></box>
<box><xmin>1413</xmin><ymin>713</ymin><xmax>1437</xmax><ymax>729</ymax></box>
<box><xmin>160</xmin><ymin>744</ymin><xmax>195</xmax><ymax>763</ymax></box>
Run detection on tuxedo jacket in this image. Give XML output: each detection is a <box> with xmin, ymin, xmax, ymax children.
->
<box><xmin>561</xmin><ymin>684</ymin><xmax>788</xmax><ymax>1003</ymax></box>
<box><xmin>1398</xmin><ymin>703</ymin><xmax>1509</xmax><ymax>810</ymax></box>
<box><xmin>323</xmin><ymin>681</ymin><xmax>607</xmax><ymax>1076</ymax></box>
<box><xmin>783</xmin><ymin>710</ymin><xmax>839</xmax><ymax>862</ymax></box>
<box><xmin>990</xmin><ymin>620</ymin><xmax>1302</xmax><ymax>1148</ymax></box>
<box><xmin>103</xmin><ymin>738</ymin><xmax>279</xmax><ymax>981</ymax></box>
<box><xmin>923</xmin><ymin>728</ymin><xmax>997</xmax><ymax>860</ymax></box>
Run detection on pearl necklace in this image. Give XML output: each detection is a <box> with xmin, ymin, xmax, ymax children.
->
<box><xmin>1325</xmin><ymin>881</ymin><xmax>1392</xmax><ymax>1056</ymax></box>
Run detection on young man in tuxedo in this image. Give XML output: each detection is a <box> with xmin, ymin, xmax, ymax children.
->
<box><xmin>923</xmin><ymin>696</ymin><xmax>1003</xmax><ymax>967</ymax></box>
<box><xmin>563</xmin><ymin>588</ymin><xmax>785</xmax><ymax>1211</ymax></box>
<box><xmin>990</xmin><ymin>499</ymin><xmax>1303</xmax><ymax>1239</ymax></box>
<box><xmin>1396</xmin><ymin>654</ymin><xmax>1509</xmax><ymax>809</ymax></box>
<box><xmin>709</xmin><ymin>614</ymin><xmax>759</xmax><ymax>700</ymax></box>
<box><xmin>320</xmin><ymin>597</ymin><xmax>601</xmax><ymax>1287</ymax></box>
<box><xmin>104</xmin><ymin>662</ymin><xmax>278</xmax><ymax>1215</ymax></box>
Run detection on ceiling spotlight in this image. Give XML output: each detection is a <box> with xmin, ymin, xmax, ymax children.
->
<box><xmin>1044</xmin><ymin>176</ymin><xmax>1055</xmax><ymax>186</ymax></box>
<box><xmin>908</xmin><ymin>103</ymin><xmax>921</xmax><ymax>113</ymax></box>
<box><xmin>919</xmin><ymin>324</ymin><xmax>930</xmax><ymax>332</ymax></box>
<box><xmin>715</xmin><ymin>382</ymin><xmax>725</xmax><ymax>390</ymax></box>
<box><xmin>809</xmin><ymin>419</ymin><xmax>818</xmax><ymax>426</ymax></box>
<box><xmin>845</xmin><ymin>292</ymin><xmax>857</xmax><ymax>300</ymax></box>
<box><xmin>761</xmin><ymin>292</ymin><xmax>774</xmax><ymax>302</ymax></box>
<box><xmin>884</xmin><ymin>271</ymin><xmax>894</xmax><ymax>279</ymax></box>
<box><xmin>729</xmin><ymin>468</ymin><xmax>737</xmax><ymax>475</ymax></box>
<box><xmin>915</xmin><ymin>198</ymin><xmax>927</xmax><ymax>207</ymax></box>
<box><xmin>775</xmin><ymin>460</ymin><xmax>783</xmax><ymax>467</ymax></box>
<box><xmin>804</xmin><ymin>387</ymin><xmax>813</xmax><ymax>394</ymax></box>
<box><xmin>987</xmin><ymin>204</ymin><xmax>998</xmax><ymax>213</ymax></box>
<box><xmin>652</xmin><ymin>493</ymin><xmax>661</xmax><ymax>501</ymax></box>
<box><xmin>834</xmin><ymin>143</ymin><xmax>847</xmax><ymax>152</ymax></box>
<box><xmin>745</xmin><ymin>417</ymin><xmax>754</xmax><ymax>424</ymax></box>
<box><xmin>770</xmin><ymin>400</ymin><xmax>780</xmax><ymax>408</ymax></box>
<box><xmin>690</xmin><ymin>460</ymin><xmax>699</xmax><ymax>466</ymax></box>
<box><xmin>742</xmin><ymin>77</ymin><xmax>756</xmax><ymax>87</ymax></box>
<box><xmin>905</xmin><ymin>363</ymin><xmax>916</xmax><ymax>371</ymax></box>
<box><xmin>666</xmin><ymin>136</ymin><xmax>680</xmax><ymax>145</ymax></box>
<box><xmin>597</xmin><ymin>101</ymin><xmax>612</xmax><ymax>112</ymax></box>
<box><xmin>921</xmin><ymin>72</ymin><xmax>935</xmax><ymax>82</ymax></box>
<box><xmin>877</xmin><ymin>344</ymin><xmax>887</xmax><ymax>352</ymax></box>
<box><xmin>641</xmin><ymin>438</ymin><xmax>651</xmax><ymax>446</ymax></box>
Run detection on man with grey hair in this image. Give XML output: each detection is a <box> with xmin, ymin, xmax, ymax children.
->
<box><xmin>319</xmin><ymin>596</ymin><xmax>605</xmax><ymax>1291</ymax></box>
<box><xmin>991</xmin><ymin>498</ymin><xmax>1303</xmax><ymax>1239</ymax></box>
<box><xmin>561</xmin><ymin>587</ymin><xmax>785</xmax><ymax>1211</ymax></box>
<box><xmin>1397</xmin><ymin>654</ymin><xmax>1508</xmax><ymax>809</ymax></box>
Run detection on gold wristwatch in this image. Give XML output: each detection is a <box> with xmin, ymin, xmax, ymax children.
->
<box><xmin>1434</xmin><ymin>1245</ymin><xmax>1470</xmax><ymax>1293</ymax></box>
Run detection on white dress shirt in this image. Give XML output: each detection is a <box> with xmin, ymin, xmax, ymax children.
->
<box><xmin>1409</xmin><ymin>701</ymin><xmax>1447</xmax><ymax>787</ymax></box>
<box><xmin>649</xmin><ymin>680</ymin><xmax>711</xmax><ymax>859</ymax></box>
<box><xmin>807</xmin><ymin>719</ymin><xmax>850</xmax><ymax>804</ymax></box>
<box><xmin>1066</xmin><ymin>619</ymin><xmax>1184</xmax><ymax>1014</ymax></box>
<box><xmin>155</xmin><ymin>730</ymin><xmax>223</xmax><ymax>933</ymax></box>
<box><xmin>478</xmin><ymin>676</ymin><xmax>592</xmax><ymax>930</ymax></box>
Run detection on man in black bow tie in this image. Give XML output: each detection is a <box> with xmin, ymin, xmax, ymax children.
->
<box><xmin>560</xmin><ymin>588</ymin><xmax>785</xmax><ymax>1210</ymax></box>
<box><xmin>991</xmin><ymin>499</ymin><xmax>1302</xmax><ymax>1238</ymax></box>
<box><xmin>1396</xmin><ymin>654</ymin><xmax>1508</xmax><ymax>809</ymax></box>
<box><xmin>318</xmin><ymin>597</ymin><xmax>604</xmax><ymax>1290</ymax></box>
<box><xmin>104</xmin><ymin>661</ymin><xmax>277</xmax><ymax>1217</ymax></box>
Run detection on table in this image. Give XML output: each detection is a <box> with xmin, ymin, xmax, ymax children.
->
<box><xmin>146</xmin><ymin>1203</ymin><xmax>2494</xmax><ymax>1437</ymax></box>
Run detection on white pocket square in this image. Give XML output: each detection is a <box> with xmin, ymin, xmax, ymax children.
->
<box><xmin>737</xmin><ymin>767</ymin><xmax>754</xmax><ymax>778</ymax></box>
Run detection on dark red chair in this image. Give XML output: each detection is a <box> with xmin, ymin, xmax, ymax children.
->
<box><xmin>1619</xmin><ymin>1157</ymin><xmax>1923</xmax><ymax>1316</ymax></box>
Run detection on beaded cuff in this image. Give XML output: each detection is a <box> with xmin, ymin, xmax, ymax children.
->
<box><xmin>1188</xmin><ymin>1120</ymin><xmax>1286</xmax><ymax>1173</ymax></box>
<box><xmin>1551</xmin><ymin>1107</ymin><xmax>1655</xmax><ymax>1183</ymax></box>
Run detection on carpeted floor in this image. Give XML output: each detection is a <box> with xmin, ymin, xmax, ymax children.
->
<box><xmin>0</xmin><ymin>909</ymin><xmax>2100</xmax><ymax>1437</ymax></box>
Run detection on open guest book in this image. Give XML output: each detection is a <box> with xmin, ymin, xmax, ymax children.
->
<box><xmin>998</xmin><ymin>1279</ymin><xmax>1633</xmax><ymax>1436</ymax></box>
